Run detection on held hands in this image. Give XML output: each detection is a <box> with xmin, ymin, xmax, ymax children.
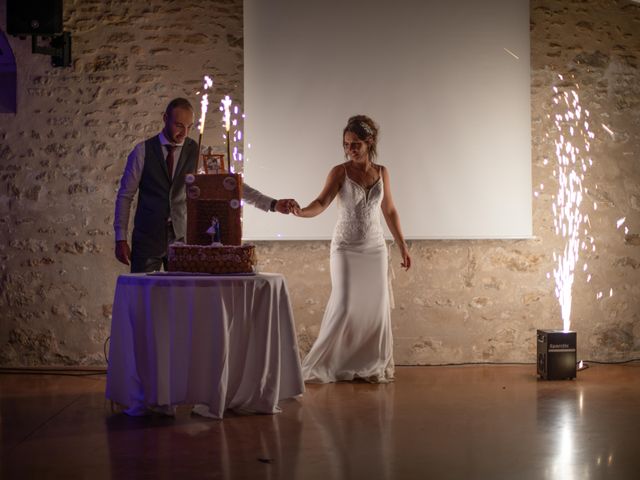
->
<box><xmin>275</xmin><ymin>199</ymin><xmax>300</xmax><ymax>214</ymax></box>
<box><xmin>292</xmin><ymin>204</ymin><xmax>310</xmax><ymax>217</ymax></box>
<box><xmin>115</xmin><ymin>240</ymin><xmax>131</xmax><ymax>266</ymax></box>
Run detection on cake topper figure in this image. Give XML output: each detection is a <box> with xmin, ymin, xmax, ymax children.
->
<box><xmin>206</xmin><ymin>216</ymin><xmax>223</xmax><ymax>246</ymax></box>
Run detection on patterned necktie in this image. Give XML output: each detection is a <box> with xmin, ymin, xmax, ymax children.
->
<box><xmin>165</xmin><ymin>145</ymin><xmax>176</xmax><ymax>179</ymax></box>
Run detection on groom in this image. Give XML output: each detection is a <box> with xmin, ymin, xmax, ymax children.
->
<box><xmin>113</xmin><ymin>97</ymin><xmax>298</xmax><ymax>272</ymax></box>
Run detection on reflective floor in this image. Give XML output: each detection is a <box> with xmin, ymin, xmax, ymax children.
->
<box><xmin>2</xmin><ymin>364</ymin><xmax>639</xmax><ymax>479</ymax></box>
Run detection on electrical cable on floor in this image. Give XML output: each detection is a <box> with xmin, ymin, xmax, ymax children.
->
<box><xmin>0</xmin><ymin>368</ymin><xmax>106</xmax><ymax>376</ymax></box>
<box><xmin>0</xmin><ymin>366</ymin><xmax>106</xmax><ymax>373</ymax></box>
<box><xmin>398</xmin><ymin>362</ymin><xmax>536</xmax><ymax>367</ymax></box>
<box><xmin>580</xmin><ymin>358</ymin><xmax>640</xmax><ymax>365</ymax></box>
<box><xmin>398</xmin><ymin>359</ymin><xmax>640</xmax><ymax>367</ymax></box>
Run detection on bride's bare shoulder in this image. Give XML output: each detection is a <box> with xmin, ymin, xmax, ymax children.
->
<box><xmin>374</xmin><ymin>163</ymin><xmax>388</xmax><ymax>174</ymax></box>
<box><xmin>329</xmin><ymin>163</ymin><xmax>348</xmax><ymax>176</ymax></box>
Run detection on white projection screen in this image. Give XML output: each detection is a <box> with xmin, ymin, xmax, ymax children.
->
<box><xmin>243</xmin><ymin>0</ymin><xmax>531</xmax><ymax>240</ymax></box>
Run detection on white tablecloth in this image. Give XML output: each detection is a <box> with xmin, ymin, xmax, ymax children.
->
<box><xmin>106</xmin><ymin>273</ymin><xmax>305</xmax><ymax>419</ymax></box>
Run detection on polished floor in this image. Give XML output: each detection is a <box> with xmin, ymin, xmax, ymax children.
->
<box><xmin>1</xmin><ymin>364</ymin><xmax>639</xmax><ymax>479</ymax></box>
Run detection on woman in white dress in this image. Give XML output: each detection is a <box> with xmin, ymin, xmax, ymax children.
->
<box><xmin>294</xmin><ymin>115</ymin><xmax>411</xmax><ymax>383</ymax></box>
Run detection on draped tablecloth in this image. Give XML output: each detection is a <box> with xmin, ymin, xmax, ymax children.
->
<box><xmin>105</xmin><ymin>273</ymin><xmax>305</xmax><ymax>419</ymax></box>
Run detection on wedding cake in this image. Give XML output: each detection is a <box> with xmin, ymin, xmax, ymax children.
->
<box><xmin>168</xmin><ymin>243</ymin><xmax>256</xmax><ymax>274</ymax></box>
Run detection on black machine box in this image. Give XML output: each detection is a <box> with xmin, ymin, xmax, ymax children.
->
<box><xmin>537</xmin><ymin>329</ymin><xmax>577</xmax><ymax>380</ymax></box>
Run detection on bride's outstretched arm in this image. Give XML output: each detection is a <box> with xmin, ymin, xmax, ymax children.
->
<box><xmin>294</xmin><ymin>165</ymin><xmax>344</xmax><ymax>218</ymax></box>
<box><xmin>380</xmin><ymin>166</ymin><xmax>411</xmax><ymax>270</ymax></box>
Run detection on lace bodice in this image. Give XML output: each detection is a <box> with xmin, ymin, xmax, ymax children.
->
<box><xmin>332</xmin><ymin>170</ymin><xmax>385</xmax><ymax>246</ymax></box>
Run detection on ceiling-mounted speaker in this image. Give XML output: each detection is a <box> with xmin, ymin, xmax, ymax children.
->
<box><xmin>6</xmin><ymin>0</ymin><xmax>63</xmax><ymax>36</ymax></box>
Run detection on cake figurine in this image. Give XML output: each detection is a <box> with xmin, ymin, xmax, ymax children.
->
<box><xmin>206</xmin><ymin>216</ymin><xmax>223</xmax><ymax>246</ymax></box>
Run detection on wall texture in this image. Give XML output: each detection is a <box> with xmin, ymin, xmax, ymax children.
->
<box><xmin>0</xmin><ymin>0</ymin><xmax>639</xmax><ymax>366</ymax></box>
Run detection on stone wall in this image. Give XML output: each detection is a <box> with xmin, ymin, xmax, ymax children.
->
<box><xmin>0</xmin><ymin>0</ymin><xmax>638</xmax><ymax>366</ymax></box>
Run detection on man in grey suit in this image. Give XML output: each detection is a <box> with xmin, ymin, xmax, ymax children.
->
<box><xmin>114</xmin><ymin>97</ymin><xmax>297</xmax><ymax>272</ymax></box>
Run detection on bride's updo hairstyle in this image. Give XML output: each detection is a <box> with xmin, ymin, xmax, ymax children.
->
<box><xmin>343</xmin><ymin>115</ymin><xmax>379</xmax><ymax>160</ymax></box>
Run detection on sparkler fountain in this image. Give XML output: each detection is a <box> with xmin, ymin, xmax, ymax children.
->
<box><xmin>549</xmin><ymin>76</ymin><xmax>596</xmax><ymax>333</ymax></box>
<box><xmin>197</xmin><ymin>75</ymin><xmax>214</xmax><ymax>167</ymax></box>
<box><xmin>219</xmin><ymin>96</ymin><xmax>246</xmax><ymax>175</ymax></box>
<box><xmin>221</xmin><ymin>95</ymin><xmax>232</xmax><ymax>172</ymax></box>
<box><xmin>537</xmin><ymin>74</ymin><xmax>596</xmax><ymax>380</ymax></box>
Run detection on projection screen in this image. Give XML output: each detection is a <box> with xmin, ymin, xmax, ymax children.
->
<box><xmin>243</xmin><ymin>0</ymin><xmax>531</xmax><ymax>240</ymax></box>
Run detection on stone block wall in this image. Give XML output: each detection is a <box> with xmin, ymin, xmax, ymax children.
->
<box><xmin>0</xmin><ymin>0</ymin><xmax>638</xmax><ymax>366</ymax></box>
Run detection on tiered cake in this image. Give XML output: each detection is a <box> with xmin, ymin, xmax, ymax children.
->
<box><xmin>168</xmin><ymin>173</ymin><xmax>256</xmax><ymax>274</ymax></box>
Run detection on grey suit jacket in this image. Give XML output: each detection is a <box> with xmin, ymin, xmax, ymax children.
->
<box><xmin>131</xmin><ymin>135</ymin><xmax>198</xmax><ymax>256</ymax></box>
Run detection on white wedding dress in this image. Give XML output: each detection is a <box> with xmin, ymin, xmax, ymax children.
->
<box><xmin>302</xmin><ymin>165</ymin><xmax>394</xmax><ymax>383</ymax></box>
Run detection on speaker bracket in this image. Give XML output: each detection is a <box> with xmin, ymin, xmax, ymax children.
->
<box><xmin>31</xmin><ymin>32</ymin><xmax>71</xmax><ymax>67</ymax></box>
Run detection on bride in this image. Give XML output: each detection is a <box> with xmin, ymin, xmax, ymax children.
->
<box><xmin>294</xmin><ymin>115</ymin><xmax>411</xmax><ymax>383</ymax></box>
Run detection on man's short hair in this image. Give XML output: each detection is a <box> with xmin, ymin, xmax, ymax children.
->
<box><xmin>165</xmin><ymin>98</ymin><xmax>194</xmax><ymax>116</ymax></box>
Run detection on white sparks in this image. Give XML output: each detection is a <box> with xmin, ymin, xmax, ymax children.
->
<box><xmin>198</xmin><ymin>75</ymin><xmax>214</xmax><ymax>135</ymax></box>
<box><xmin>548</xmin><ymin>81</ymin><xmax>596</xmax><ymax>331</ymax></box>
<box><xmin>217</xmin><ymin>96</ymin><xmax>246</xmax><ymax>173</ymax></box>
<box><xmin>503</xmin><ymin>47</ymin><xmax>520</xmax><ymax>60</ymax></box>
<box><xmin>221</xmin><ymin>95</ymin><xmax>232</xmax><ymax>132</ymax></box>
<box><xmin>596</xmin><ymin>291</ymin><xmax>603</xmax><ymax>300</ymax></box>
<box><xmin>609</xmin><ymin>288</ymin><xmax>613</xmax><ymax>297</ymax></box>
<box><xmin>616</xmin><ymin>217</ymin><xmax>626</xmax><ymax>229</ymax></box>
<box><xmin>601</xmin><ymin>124</ymin><xmax>615</xmax><ymax>138</ymax></box>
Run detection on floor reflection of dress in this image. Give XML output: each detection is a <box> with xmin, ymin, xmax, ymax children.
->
<box><xmin>302</xmin><ymin>168</ymin><xmax>394</xmax><ymax>383</ymax></box>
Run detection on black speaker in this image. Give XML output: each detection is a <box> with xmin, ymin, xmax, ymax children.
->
<box><xmin>6</xmin><ymin>0</ymin><xmax>63</xmax><ymax>36</ymax></box>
